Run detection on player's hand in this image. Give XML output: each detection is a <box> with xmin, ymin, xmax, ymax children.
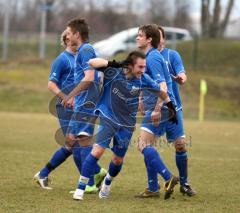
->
<box><xmin>151</xmin><ymin>109</ymin><xmax>161</xmax><ymax>127</ymax></box>
<box><xmin>67</xmin><ymin>97</ymin><xmax>74</xmax><ymax>108</ymax></box>
<box><xmin>172</xmin><ymin>75</ymin><xmax>183</xmax><ymax>84</ymax></box>
<box><xmin>107</xmin><ymin>59</ymin><xmax>131</xmax><ymax>68</ymax></box>
<box><xmin>62</xmin><ymin>96</ymin><xmax>73</xmax><ymax>108</ymax></box>
<box><xmin>166</xmin><ymin>101</ymin><xmax>178</xmax><ymax>124</ymax></box>
<box><xmin>107</xmin><ymin>60</ymin><xmax>124</xmax><ymax>68</ymax></box>
<box><xmin>172</xmin><ymin>73</ymin><xmax>186</xmax><ymax>85</ymax></box>
<box><xmin>138</xmin><ymin>99</ymin><xmax>145</xmax><ymax>116</ymax></box>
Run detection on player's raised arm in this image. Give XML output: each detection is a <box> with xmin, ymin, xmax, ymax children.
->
<box><xmin>88</xmin><ymin>58</ymin><xmax>108</xmax><ymax>68</ymax></box>
<box><xmin>89</xmin><ymin>58</ymin><xmax>128</xmax><ymax>69</ymax></box>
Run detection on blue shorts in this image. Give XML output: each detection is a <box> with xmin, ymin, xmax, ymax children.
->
<box><xmin>95</xmin><ymin>116</ymin><xmax>134</xmax><ymax>158</ymax></box>
<box><xmin>67</xmin><ymin>108</ymin><xmax>97</xmax><ymax>137</ymax></box>
<box><xmin>56</xmin><ymin>104</ymin><xmax>74</xmax><ymax>136</ymax></box>
<box><xmin>141</xmin><ymin>109</ymin><xmax>185</xmax><ymax>142</ymax></box>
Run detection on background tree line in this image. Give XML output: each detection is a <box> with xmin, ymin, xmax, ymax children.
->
<box><xmin>0</xmin><ymin>0</ymin><xmax>236</xmax><ymax>40</ymax></box>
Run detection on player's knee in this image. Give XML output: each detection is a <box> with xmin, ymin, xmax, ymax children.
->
<box><xmin>137</xmin><ymin>137</ymin><xmax>147</xmax><ymax>152</ymax></box>
<box><xmin>91</xmin><ymin>145</ymin><xmax>105</xmax><ymax>159</ymax></box>
<box><xmin>78</xmin><ymin>135</ymin><xmax>93</xmax><ymax>146</ymax></box>
<box><xmin>112</xmin><ymin>155</ymin><xmax>123</xmax><ymax>165</ymax></box>
<box><xmin>137</xmin><ymin>136</ymin><xmax>154</xmax><ymax>152</ymax></box>
<box><xmin>65</xmin><ymin>134</ymin><xmax>77</xmax><ymax>148</ymax></box>
<box><xmin>174</xmin><ymin>137</ymin><xmax>186</xmax><ymax>152</ymax></box>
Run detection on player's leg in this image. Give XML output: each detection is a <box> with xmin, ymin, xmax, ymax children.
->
<box><xmin>76</xmin><ymin>135</ymin><xmax>103</xmax><ymax>193</ymax></box>
<box><xmin>99</xmin><ymin>126</ymin><xmax>133</xmax><ymax>199</ymax></box>
<box><xmin>73</xmin><ymin>144</ymin><xmax>106</xmax><ymax>200</ymax></box>
<box><xmin>73</xmin><ymin>116</ymin><xmax>115</xmax><ymax>200</ymax></box>
<box><xmin>135</xmin><ymin>129</ymin><xmax>160</xmax><ymax>198</ymax></box>
<box><xmin>71</xmin><ymin>111</ymin><xmax>105</xmax><ymax>192</ymax></box>
<box><xmin>137</xmin><ymin>129</ymin><xmax>178</xmax><ymax>199</ymax></box>
<box><xmin>167</xmin><ymin>110</ymin><xmax>196</xmax><ymax>196</ymax></box>
<box><xmin>34</xmin><ymin>144</ymin><xmax>74</xmax><ymax>189</ymax></box>
<box><xmin>175</xmin><ymin>137</ymin><xmax>196</xmax><ymax>196</ymax></box>
<box><xmin>99</xmin><ymin>154</ymin><xmax>124</xmax><ymax>199</ymax></box>
<box><xmin>34</xmin><ymin>105</ymin><xmax>74</xmax><ymax>189</ymax></box>
<box><xmin>137</xmin><ymin>113</ymin><xmax>178</xmax><ymax>199</ymax></box>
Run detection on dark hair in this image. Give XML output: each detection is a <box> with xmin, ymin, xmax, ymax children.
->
<box><xmin>138</xmin><ymin>24</ymin><xmax>160</xmax><ymax>48</ymax></box>
<box><xmin>67</xmin><ymin>18</ymin><xmax>89</xmax><ymax>42</ymax></box>
<box><xmin>157</xmin><ymin>25</ymin><xmax>166</xmax><ymax>39</ymax></box>
<box><xmin>124</xmin><ymin>51</ymin><xmax>146</xmax><ymax>66</ymax></box>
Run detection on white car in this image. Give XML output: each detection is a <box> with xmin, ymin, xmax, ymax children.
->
<box><xmin>93</xmin><ymin>27</ymin><xmax>192</xmax><ymax>58</ymax></box>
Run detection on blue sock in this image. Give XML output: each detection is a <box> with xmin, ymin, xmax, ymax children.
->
<box><xmin>72</xmin><ymin>143</ymin><xmax>82</xmax><ymax>174</ymax></box>
<box><xmin>95</xmin><ymin>163</ymin><xmax>101</xmax><ymax>174</ymax></box>
<box><xmin>105</xmin><ymin>161</ymin><xmax>123</xmax><ymax>185</ymax></box>
<box><xmin>80</xmin><ymin>146</ymin><xmax>95</xmax><ymax>186</ymax></box>
<box><xmin>142</xmin><ymin>146</ymin><xmax>171</xmax><ymax>182</ymax></box>
<box><xmin>176</xmin><ymin>151</ymin><xmax>188</xmax><ymax>185</ymax></box>
<box><xmin>81</xmin><ymin>146</ymin><xmax>102</xmax><ymax>185</ymax></box>
<box><xmin>144</xmin><ymin>157</ymin><xmax>159</xmax><ymax>192</ymax></box>
<box><xmin>78</xmin><ymin>154</ymin><xmax>99</xmax><ymax>189</ymax></box>
<box><xmin>39</xmin><ymin>146</ymin><xmax>72</xmax><ymax>178</ymax></box>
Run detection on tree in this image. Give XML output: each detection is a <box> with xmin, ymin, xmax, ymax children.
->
<box><xmin>147</xmin><ymin>0</ymin><xmax>172</xmax><ymax>26</ymax></box>
<box><xmin>201</xmin><ymin>0</ymin><xmax>210</xmax><ymax>37</ymax></box>
<box><xmin>173</xmin><ymin>0</ymin><xmax>192</xmax><ymax>29</ymax></box>
<box><xmin>201</xmin><ymin>0</ymin><xmax>235</xmax><ymax>38</ymax></box>
<box><xmin>219</xmin><ymin>0</ymin><xmax>234</xmax><ymax>37</ymax></box>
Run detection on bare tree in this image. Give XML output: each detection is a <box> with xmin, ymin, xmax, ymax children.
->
<box><xmin>201</xmin><ymin>0</ymin><xmax>235</xmax><ymax>38</ymax></box>
<box><xmin>201</xmin><ymin>0</ymin><xmax>210</xmax><ymax>37</ymax></box>
<box><xmin>147</xmin><ymin>0</ymin><xmax>172</xmax><ymax>26</ymax></box>
<box><xmin>173</xmin><ymin>0</ymin><xmax>192</xmax><ymax>29</ymax></box>
<box><xmin>219</xmin><ymin>0</ymin><xmax>234</xmax><ymax>37</ymax></box>
<box><xmin>209</xmin><ymin>0</ymin><xmax>221</xmax><ymax>37</ymax></box>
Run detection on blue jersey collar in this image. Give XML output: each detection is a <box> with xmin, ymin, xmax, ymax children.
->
<box><xmin>64</xmin><ymin>50</ymin><xmax>75</xmax><ymax>57</ymax></box>
<box><xmin>78</xmin><ymin>42</ymin><xmax>89</xmax><ymax>52</ymax></box>
<box><xmin>146</xmin><ymin>47</ymin><xmax>156</xmax><ymax>57</ymax></box>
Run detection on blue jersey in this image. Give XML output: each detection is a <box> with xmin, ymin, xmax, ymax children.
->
<box><xmin>160</xmin><ymin>48</ymin><xmax>185</xmax><ymax>110</ymax></box>
<box><xmin>74</xmin><ymin>42</ymin><xmax>102</xmax><ymax>110</ymax></box>
<box><xmin>95</xmin><ymin>68</ymin><xmax>161</xmax><ymax>127</ymax></box>
<box><xmin>143</xmin><ymin>48</ymin><xmax>176</xmax><ymax>110</ymax></box>
<box><xmin>49</xmin><ymin>50</ymin><xmax>75</xmax><ymax>94</ymax></box>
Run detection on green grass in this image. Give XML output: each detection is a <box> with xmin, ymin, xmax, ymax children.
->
<box><xmin>0</xmin><ymin>112</ymin><xmax>240</xmax><ymax>212</ymax></box>
<box><xmin>0</xmin><ymin>61</ymin><xmax>240</xmax><ymax>120</ymax></box>
<box><xmin>0</xmin><ymin>39</ymin><xmax>240</xmax><ymax>119</ymax></box>
<box><xmin>177</xmin><ymin>39</ymin><xmax>240</xmax><ymax>74</ymax></box>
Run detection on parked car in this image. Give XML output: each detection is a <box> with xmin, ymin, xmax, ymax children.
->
<box><xmin>93</xmin><ymin>27</ymin><xmax>192</xmax><ymax>58</ymax></box>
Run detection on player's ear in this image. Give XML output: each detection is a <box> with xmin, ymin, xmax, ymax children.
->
<box><xmin>128</xmin><ymin>64</ymin><xmax>134</xmax><ymax>72</ymax></box>
<box><xmin>147</xmin><ymin>37</ymin><xmax>152</xmax><ymax>44</ymax></box>
<box><xmin>76</xmin><ymin>32</ymin><xmax>81</xmax><ymax>39</ymax></box>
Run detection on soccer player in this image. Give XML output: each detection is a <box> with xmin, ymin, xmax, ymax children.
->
<box><xmin>135</xmin><ymin>24</ymin><xmax>179</xmax><ymax>199</ymax></box>
<box><xmin>35</xmin><ymin>20</ymin><xmax>106</xmax><ymax>192</ymax></box>
<box><xmin>34</xmin><ymin>30</ymin><xmax>77</xmax><ymax>189</ymax></box>
<box><xmin>63</xmin><ymin>18</ymin><xmax>106</xmax><ymax>195</ymax></box>
<box><xmin>157</xmin><ymin>25</ymin><xmax>196</xmax><ymax>196</ymax></box>
<box><xmin>68</xmin><ymin>51</ymin><xmax>178</xmax><ymax>200</ymax></box>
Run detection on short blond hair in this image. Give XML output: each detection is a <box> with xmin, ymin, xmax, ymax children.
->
<box><xmin>61</xmin><ymin>30</ymin><xmax>67</xmax><ymax>46</ymax></box>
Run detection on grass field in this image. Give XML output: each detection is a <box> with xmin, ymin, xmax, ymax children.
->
<box><xmin>0</xmin><ymin>112</ymin><xmax>240</xmax><ymax>213</ymax></box>
<box><xmin>0</xmin><ymin>38</ymin><xmax>240</xmax><ymax>212</ymax></box>
<box><xmin>0</xmin><ymin>61</ymin><xmax>240</xmax><ymax>120</ymax></box>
